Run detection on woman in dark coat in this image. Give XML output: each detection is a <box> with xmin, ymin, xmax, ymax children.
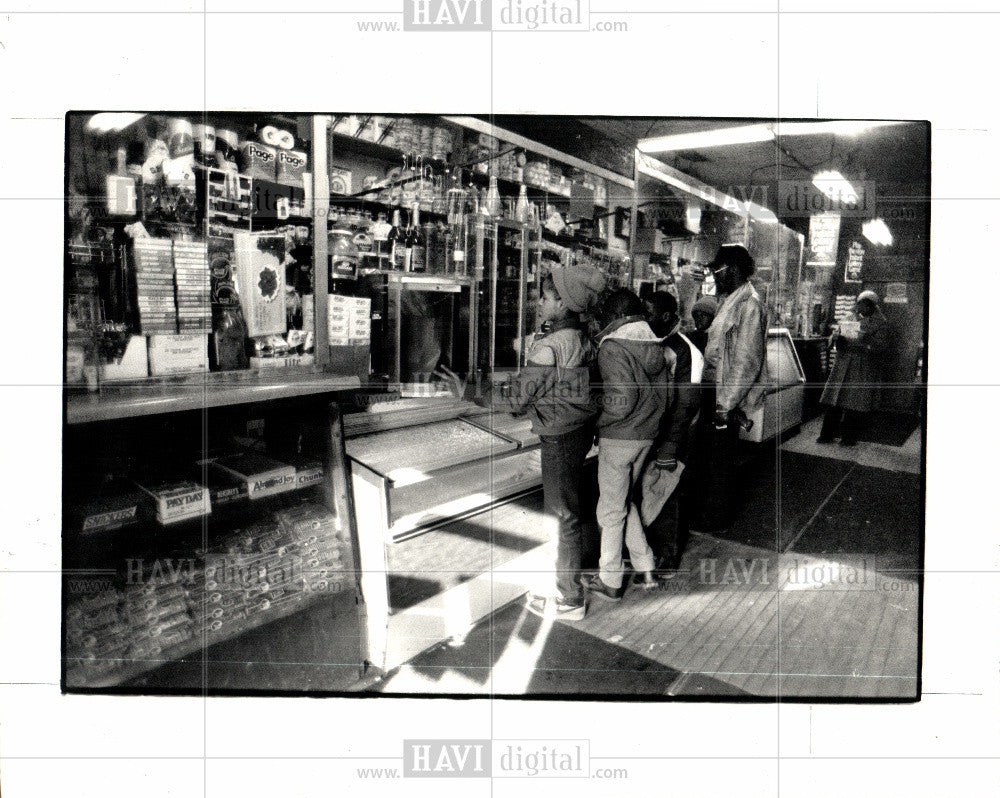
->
<box><xmin>818</xmin><ymin>290</ymin><xmax>889</xmax><ymax>446</ymax></box>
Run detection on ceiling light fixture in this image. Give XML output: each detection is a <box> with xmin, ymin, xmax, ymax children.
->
<box><xmin>637</xmin><ymin>120</ymin><xmax>907</xmax><ymax>154</ymax></box>
<box><xmin>862</xmin><ymin>218</ymin><xmax>893</xmax><ymax>247</ymax></box>
<box><xmin>812</xmin><ymin>170</ymin><xmax>859</xmax><ymax>205</ymax></box>
<box><xmin>637</xmin><ymin>124</ymin><xmax>774</xmax><ymax>153</ymax></box>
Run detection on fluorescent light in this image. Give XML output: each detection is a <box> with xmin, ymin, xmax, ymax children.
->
<box><xmin>862</xmin><ymin>218</ymin><xmax>893</xmax><ymax>246</ymax></box>
<box><xmin>638</xmin><ymin>119</ymin><xmax>909</xmax><ymax>154</ymax></box>
<box><xmin>812</xmin><ymin>170</ymin><xmax>858</xmax><ymax>204</ymax></box>
<box><xmin>86</xmin><ymin>113</ymin><xmax>147</xmax><ymax>134</ymax></box>
<box><xmin>638</xmin><ymin>124</ymin><xmax>774</xmax><ymax>153</ymax></box>
<box><xmin>776</xmin><ymin>120</ymin><xmax>906</xmax><ymax>138</ymax></box>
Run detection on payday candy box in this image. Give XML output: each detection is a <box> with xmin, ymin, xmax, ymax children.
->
<box><xmin>133</xmin><ymin>478</ymin><xmax>212</xmax><ymax>524</ymax></box>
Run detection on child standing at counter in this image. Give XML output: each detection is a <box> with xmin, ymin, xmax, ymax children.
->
<box><xmin>440</xmin><ymin>265</ymin><xmax>607</xmax><ymax>620</ymax></box>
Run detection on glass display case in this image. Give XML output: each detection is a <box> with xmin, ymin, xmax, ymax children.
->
<box><xmin>62</xmin><ymin>397</ymin><xmax>368</xmax><ymax>693</ymax></box>
<box><xmin>358</xmin><ymin>271</ymin><xmax>474</xmax><ymax>392</ymax></box>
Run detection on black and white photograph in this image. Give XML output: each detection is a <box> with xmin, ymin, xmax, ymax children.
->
<box><xmin>61</xmin><ymin>111</ymin><xmax>928</xmax><ymax>700</ymax></box>
<box><xmin>2</xmin><ymin>2</ymin><xmax>998</xmax><ymax>797</ymax></box>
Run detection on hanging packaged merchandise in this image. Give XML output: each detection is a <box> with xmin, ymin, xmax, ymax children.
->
<box><xmin>233</xmin><ymin>232</ymin><xmax>288</xmax><ymax>337</ymax></box>
<box><xmin>240</xmin><ymin>142</ymin><xmax>277</xmax><ymax>181</ymax></box>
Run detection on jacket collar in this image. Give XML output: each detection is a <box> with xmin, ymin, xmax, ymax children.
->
<box><xmin>598</xmin><ymin>316</ymin><xmax>663</xmax><ymax>345</ymax></box>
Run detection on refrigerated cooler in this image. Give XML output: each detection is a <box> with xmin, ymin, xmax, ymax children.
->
<box><xmin>740</xmin><ymin>327</ymin><xmax>807</xmax><ymax>443</ymax></box>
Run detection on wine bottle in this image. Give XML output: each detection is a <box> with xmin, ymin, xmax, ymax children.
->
<box><xmin>409</xmin><ymin>205</ymin><xmax>426</xmax><ymax>273</ymax></box>
<box><xmin>515</xmin><ymin>184</ymin><xmax>529</xmax><ymax>223</ymax></box>
<box><xmin>388</xmin><ymin>209</ymin><xmax>405</xmax><ymax>270</ymax></box>
<box><xmin>371</xmin><ymin>212</ymin><xmax>392</xmax><ymax>268</ymax></box>
<box><xmin>402</xmin><ymin>209</ymin><xmax>414</xmax><ymax>272</ymax></box>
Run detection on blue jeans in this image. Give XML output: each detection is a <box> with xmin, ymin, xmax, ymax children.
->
<box><xmin>540</xmin><ymin>425</ymin><xmax>594</xmax><ymax>602</ymax></box>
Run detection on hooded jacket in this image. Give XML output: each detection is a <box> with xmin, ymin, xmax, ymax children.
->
<box><xmin>477</xmin><ymin>318</ymin><xmax>598</xmax><ymax>436</ymax></box>
<box><xmin>655</xmin><ymin>320</ymin><xmax>705</xmax><ymax>462</ymax></box>
<box><xmin>596</xmin><ymin>316</ymin><xmax>669</xmax><ymax>441</ymax></box>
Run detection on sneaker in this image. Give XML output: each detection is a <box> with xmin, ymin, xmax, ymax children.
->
<box><xmin>633</xmin><ymin>571</ymin><xmax>662</xmax><ymax>590</ymax></box>
<box><xmin>526</xmin><ymin>594</ymin><xmax>585</xmax><ymax>621</ymax></box>
<box><xmin>581</xmin><ymin>573</ymin><xmax>625</xmax><ymax>601</ymax></box>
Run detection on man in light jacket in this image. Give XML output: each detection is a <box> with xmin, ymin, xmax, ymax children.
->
<box><xmin>699</xmin><ymin>245</ymin><xmax>768</xmax><ymax>531</ymax></box>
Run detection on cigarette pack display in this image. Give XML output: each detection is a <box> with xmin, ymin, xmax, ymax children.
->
<box><xmin>134</xmin><ymin>477</ymin><xmax>212</xmax><ymax>524</ymax></box>
<box><xmin>207</xmin><ymin>453</ymin><xmax>296</xmax><ymax>500</ymax></box>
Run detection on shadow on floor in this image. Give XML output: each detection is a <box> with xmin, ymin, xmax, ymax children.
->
<box><xmin>376</xmin><ymin>598</ymin><xmax>750</xmax><ymax>698</ymax></box>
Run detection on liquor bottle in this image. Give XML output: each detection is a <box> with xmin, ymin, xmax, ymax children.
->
<box><xmin>408</xmin><ymin>205</ymin><xmax>427</xmax><ymax>273</ymax></box>
<box><xmin>452</xmin><ymin>212</ymin><xmax>468</xmax><ymax>276</ymax></box>
<box><xmin>485</xmin><ymin>176</ymin><xmax>502</xmax><ymax>217</ymax></box>
<box><xmin>388</xmin><ymin>210</ymin><xmax>405</xmax><ymax>270</ymax></box>
<box><xmin>371</xmin><ymin>212</ymin><xmax>392</xmax><ymax>268</ymax></box>
<box><xmin>515</xmin><ymin>184</ymin><xmax>529</xmax><ymax>223</ymax></box>
<box><xmin>402</xmin><ymin>209</ymin><xmax>414</xmax><ymax>272</ymax></box>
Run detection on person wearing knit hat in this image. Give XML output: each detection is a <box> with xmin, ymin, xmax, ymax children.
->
<box><xmin>442</xmin><ymin>266</ymin><xmax>604</xmax><ymax>622</ymax></box>
<box><xmin>688</xmin><ymin>294</ymin><xmax>718</xmax><ymax>354</ymax></box>
<box><xmin>549</xmin><ymin>265</ymin><xmax>607</xmax><ymax>314</ymax></box>
<box><xmin>817</xmin><ymin>289</ymin><xmax>889</xmax><ymax>446</ymax></box>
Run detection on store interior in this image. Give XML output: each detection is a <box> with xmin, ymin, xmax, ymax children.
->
<box><xmin>63</xmin><ymin>112</ymin><xmax>928</xmax><ymax>697</ymax></box>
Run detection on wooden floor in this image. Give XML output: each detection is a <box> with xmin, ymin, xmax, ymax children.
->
<box><xmin>579</xmin><ymin>533</ymin><xmax>918</xmax><ymax>698</ymax></box>
<box><xmin>375</xmin><ymin>422</ymin><xmax>921</xmax><ymax>699</ymax></box>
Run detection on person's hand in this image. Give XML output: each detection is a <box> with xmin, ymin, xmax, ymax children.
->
<box><xmin>433</xmin><ymin>365</ymin><xmax>467</xmax><ymax>401</ymax></box>
<box><xmin>655</xmin><ymin>456</ymin><xmax>678</xmax><ymax>472</ymax></box>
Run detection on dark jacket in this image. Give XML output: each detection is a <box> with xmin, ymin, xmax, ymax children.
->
<box><xmin>655</xmin><ymin>325</ymin><xmax>704</xmax><ymax>462</ymax></box>
<box><xmin>820</xmin><ymin>311</ymin><xmax>889</xmax><ymax>412</ymax></box>
<box><xmin>596</xmin><ymin>316</ymin><xmax>669</xmax><ymax>441</ymax></box>
<box><xmin>477</xmin><ymin>318</ymin><xmax>598</xmax><ymax>436</ymax></box>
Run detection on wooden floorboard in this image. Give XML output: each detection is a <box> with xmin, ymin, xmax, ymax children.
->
<box><xmin>567</xmin><ymin>535</ymin><xmax>919</xmax><ymax>699</ymax></box>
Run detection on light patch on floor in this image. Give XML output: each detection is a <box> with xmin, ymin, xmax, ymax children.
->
<box><xmin>781</xmin><ymin>416</ymin><xmax>921</xmax><ymax>474</ymax></box>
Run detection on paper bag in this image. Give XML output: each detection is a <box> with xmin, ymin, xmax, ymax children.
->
<box><xmin>639</xmin><ymin>460</ymin><xmax>686</xmax><ymax>527</ymax></box>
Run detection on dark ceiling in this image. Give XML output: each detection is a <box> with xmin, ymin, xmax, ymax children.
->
<box><xmin>578</xmin><ymin>117</ymin><xmax>930</xmax><ymax>237</ymax></box>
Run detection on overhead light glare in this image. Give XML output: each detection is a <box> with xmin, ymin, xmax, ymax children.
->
<box><xmin>638</xmin><ymin>119</ymin><xmax>909</xmax><ymax>154</ymax></box>
<box><xmin>862</xmin><ymin>218</ymin><xmax>893</xmax><ymax>247</ymax></box>
<box><xmin>86</xmin><ymin>113</ymin><xmax>146</xmax><ymax>134</ymax></box>
<box><xmin>637</xmin><ymin>124</ymin><xmax>774</xmax><ymax>153</ymax></box>
<box><xmin>812</xmin><ymin>170</ymin><xmax>858</xmax><ymax>205</ymax></box>
<box><xmin>775</xmin><ymin>120</ymin><xmax>906</xmax><ymax>138</ymax></box>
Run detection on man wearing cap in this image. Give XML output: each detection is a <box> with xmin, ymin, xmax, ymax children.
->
<box><xmin>700</xmin><ymin>245</ymin><xmax>768</xmax><ymax>531</ymax></box>
<box><xmin>441</xmin><ymin>265</ymin><xmax>606</xmax><ymax>621</ymax></box>
<box><xmin>688</xmin><ymin>294</ymin><xmax>718</xmax><ymax>354</ymax></box>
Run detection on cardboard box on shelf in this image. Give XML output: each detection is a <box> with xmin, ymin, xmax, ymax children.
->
<box><xmin>207</xmin><ymin>453</ymin><xmax>296</xmax><ymax>500</ymax></box>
